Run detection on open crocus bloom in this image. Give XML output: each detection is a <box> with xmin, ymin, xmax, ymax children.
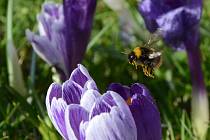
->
<box><xmin>46</xmin><ymin>64</ymin><xmax>161</xmax><ymax>140</ymax></box>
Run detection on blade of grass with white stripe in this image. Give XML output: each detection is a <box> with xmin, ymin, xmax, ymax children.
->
<box><xmin>6</xmin><ymin>0</ymin><xmax>26</xmax><ymax>96</ymax></box>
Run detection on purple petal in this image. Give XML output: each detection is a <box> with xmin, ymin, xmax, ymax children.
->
<box><xmin>43</xmin><ymin>2</ymin><xmax>60</xmax><ymax>18</ymax></box>
<box><xmin>26</xmin><ymin>30</ymin><xmax>62</xmax><ymax>66</ymax></box>
<box><xmin>130</xmin><ymin>84</ymin><xmax>162</xmax><ymax>140</ymax></box>
<box><xmin>70</xmin><ymin>64</ymin><xmax>92</xmax><ymax>87</ymax></box>
<box><xmin>156</xmin><ymin>7</ymin><xmax>186</xmax><ymax>49</ymax></box>
<box><xmin>138</xmin><ymin>0</ymin><xmax>163</xmax><ymax>32</ymax></box>
<box><xmin>50</xmin><ymin>98</ymin><xmax>68</xmax><ymax>140</ymax></box>
<box><xmin>62</xmin><ymin>80</ymin><xmax>83</xmax><ymax>104</ymax></box>
<box><xmin>156</xmin><ymin>5</ymin><xmax>201</xmax><ymax>49</ymax></box>
<box><xmin>130</xmin><ymin>83</ymin><xmax>154</xmax><ymax>104</ymax></box>
<box><xmin>80</xmin><ymin>89</ymin><xmax>100</xmax><ymax>112</ymax></box>
<box><xmin>65</xmin><ymin>104</ymin><xmax>89</xmax><ymax>140</ymax></box>
<box><xmin>38</xmin><ymin>2</ymin><xmax>63</xmax><ymax>39</ymax></box>
<box><xmin>38</xmin><ymin>14</ymin><xmax>52</xmax><ymax>39</ymax></box>
<box><xmin>183</xmin><ymin>6</ymin><xmax>201</xmax><ymax>28</ymax></box>
<box><xmin>46</xmin><ymin>83</ymin><xmax>62</xmax><ymax>126</ymax></box>
<box><xmin>63</xmin><ymin>0</ymin><xmax>97</xmax><ymax>70</ymax></box>
<box><xmin>131</xmin><ymin>96</ymin><xmax>161</xmax><ymax>140</ymax></box>
<box><xmin>46</xmin><ymin>83</ymin><xmax>62</xmax><ymax>106</ymax></box>
<box><xmin>108</xmin><ymin>83</ymin><xmax>130</xmax><ymax>101</ymax></box>
<box><xmin>89</xmin><ymin>92</ymin><xmax>117</xmax><ymax>118</ymax></box>
<box><xmin>163</xmin><ymin>0</ymin><xmax>186</xmax><ymax>10</ymax></box>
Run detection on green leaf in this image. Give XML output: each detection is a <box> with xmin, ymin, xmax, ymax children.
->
<box><xmin>6</xmin><ymin>0</ymin><xmax>26</xmax><ymax>96</ymax></box>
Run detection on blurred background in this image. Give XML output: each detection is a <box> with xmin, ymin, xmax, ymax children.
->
<box><xmin>0</xmin><ymin>0</ymin><xmax>210</xmax><ymax>139</ymax></box>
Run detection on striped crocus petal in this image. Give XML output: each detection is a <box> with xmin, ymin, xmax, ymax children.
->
<box><xmin>65</xmin><ymin>104</ymin><xmax>89</xmax><ymax>140</ymax></box>
<box><xmin>46</xmin><ymin>83</ymin><xmax>68</xmax><ymax>139</ymax></box>
<box><xmin>46</xmin><ymin>78</ymin><xmax>83</xmax><ymax>139</ymax></box>
<box><xmin>62</xmin><ymin>80</ymin><xmax>83</xmax><ymax>104</ymax></box>
<box><xmin>70</xmin><ymin>64</ymin><xmax>93</xmax><ymax>88</ymax></box>
<box><xmin>108</xmin><ymin>83</ymin><xmax>162</xmax><ymax>140</ymax></box>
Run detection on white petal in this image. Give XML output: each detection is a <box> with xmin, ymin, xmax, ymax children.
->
<box><xmin>85</xmin><ymin>107</ymin><xmax>137</xmax><ymax>140</ymax></box>
<box><xmin>80</xmin><ymin>89</ymin><xmax>100</xmax><ymax>112</ymax></box>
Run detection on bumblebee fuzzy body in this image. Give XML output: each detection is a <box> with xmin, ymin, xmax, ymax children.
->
<box><xmin>128</xmin><ymin>47</ymin><xmax>162</xmax><ymax>78</ymax></box>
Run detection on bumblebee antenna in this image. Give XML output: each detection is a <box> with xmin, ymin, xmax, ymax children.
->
<box><xmin>121</xmin><ymin>51</ymin><xmax>129</xmax><ymax>55</ymax></box>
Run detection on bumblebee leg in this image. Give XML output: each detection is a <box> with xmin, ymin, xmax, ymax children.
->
<box><xmin>142</xmin><ymin>66</ymin><xmax>146</xmax><ymax>75</ymax></box>
<box><xmin>147</xmin><ymin>67</ymin><xmax>151</xmax><ymax>77</ymax></box>
<box><xmin>147</xmin><ymin>67</ymin><xmax>154</xmax><ymax>78</ymax></box>
<box><xmin>142</xmin><ymin>66</ymin><xmax>154</xmax><ymax>78</ymax></box>
<box><xmin>151</xmin><ymin>68</ymin><xmax>155</xmax><ymax>78</ymax></box>
<box><xmin>133</xmin><ymin>62</ymin><xmax>138</xmax><ymax>69</ymax></box>
<box><xmin>142</xmin><ymin>66</ymin><xmax>149</xmax><ymax>76</ymax></box>
<box><xmin>135</xmin><ymin>64</ymin><xmax>138</xmax><ymax>69</ymax></box>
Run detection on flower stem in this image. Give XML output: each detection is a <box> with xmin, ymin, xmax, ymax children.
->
<box><xmin>186</xmin><ymin>46</ymin><xmax>209</xmax><ymax>140</ymax></box>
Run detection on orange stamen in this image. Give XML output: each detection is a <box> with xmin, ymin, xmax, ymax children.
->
<box><xmin>126</xmin><ymin>97</ymin><xmax>132</xmax><ymax>105</ymax></box>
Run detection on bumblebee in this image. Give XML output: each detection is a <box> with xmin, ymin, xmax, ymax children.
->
<box><xmin>127</xmin><ymin>33</ymin><xmax>162</xmax><ymax>78</ymax></box>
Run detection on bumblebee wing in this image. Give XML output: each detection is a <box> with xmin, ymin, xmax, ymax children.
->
<box><xmin>149</xmin><ymin>52</ymin><xmax>161</xmax><ymax>59</ymax></box>
<box><xmin>144</xmin><ymin>29</ymin><xmax>163</xmax><ymax>47</ymax></box>
<box><xmin>121</xmin><ymin>48</ymin><xmax>131</xmax><ymax>55</ymax></box>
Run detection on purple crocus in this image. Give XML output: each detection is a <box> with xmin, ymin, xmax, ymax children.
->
<box><xmin>108</xmin><ymin>83</ymin><xmax>162</xmax><ymax>140</ymax></box>
<box><xmin>139</xmin><ymin>0</ymin><xmax>209</xmax><ymax>139</ymax></box>
<box><xmin>46</xmin><ymin>64</ymin><xmax>161</xmax><ymax>140</ymax></box>
<box><xmin>138</xmin><ymin>0</ymin><xmax>202</xmax><ymax>50</ymax></box>
<box><xmin>26</xmin><ymin>0</ymin><xmax>96</xmax><ymax>81</ymax></box>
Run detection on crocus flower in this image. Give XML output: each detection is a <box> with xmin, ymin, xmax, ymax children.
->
<box><xmin>26</xmin><ymin>0</ymin><xmax>96</xmax><ymax>81</ymax></box>
<box><xmin>139</xmin><ymin>0</ymin><xmax>209</xmax><ymax>139</ymax></box>
<box><xmin>46</xmin><ymin>64</ymin><xmax>137</xmax><ymax>140</ymax></box>
<box><xmin>46</xmin><ymin>64</ymin><xmax>161</xmax><ymax>140</ymax></box>
<box><xmin>108</xmin><ymin>83</ymin><xmax>162</xmax><ymax>140</ymax></box>
<box><xmin>138</xmin><ymin>0</ymin><xmax>202</xmax><ymax>50</ymax></box>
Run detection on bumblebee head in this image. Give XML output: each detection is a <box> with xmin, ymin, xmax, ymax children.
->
<box><xmin>128</xmin><ymin>52</ymin><xmax>136</xmax><ymax>64</ymax></box>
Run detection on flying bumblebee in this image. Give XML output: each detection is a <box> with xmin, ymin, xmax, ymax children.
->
<box><xmin>126</xmin><ymin>32</ymin><xmax>162</xmax><ymax>78</ymax></box>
